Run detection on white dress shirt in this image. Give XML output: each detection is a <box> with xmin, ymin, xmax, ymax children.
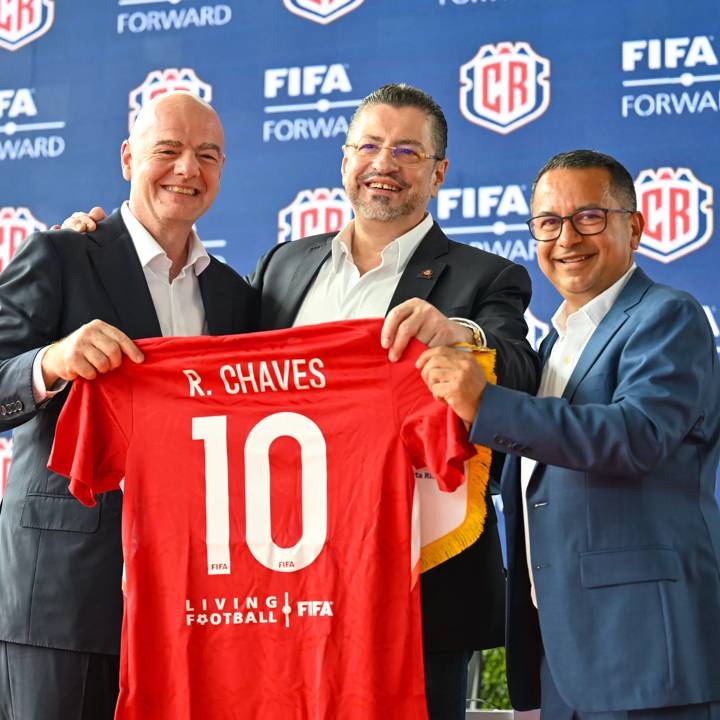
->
<box><xmin>521</xmin><ymin>263</ymin><xmax>637</xmax><ymax>606</ymax></box>
<box><xmin>32</xmin><ymin>203</ymin><xmax>210</xmax><ymax>400</ymax></box>
<box><xmin>293</xmin><ymin>213</ymin><xmax>434</xmax><ymax>326</ymax></box>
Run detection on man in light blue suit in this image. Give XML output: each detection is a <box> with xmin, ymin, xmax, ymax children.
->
<box><xmin>418</xmin><ymin>149</ymin><xmax>720</xmax><ymax>719</ymax></box>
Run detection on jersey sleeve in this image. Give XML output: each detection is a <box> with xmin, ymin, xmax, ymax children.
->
<box><xmin>48</xmin><ymin>370</ymin><xmax>132</xmax><ymax>507</ymax></box>
<box><xmin>392</xmin><ymin>341</ymin><xmax>476</xmax><ymax>492</ymax></box>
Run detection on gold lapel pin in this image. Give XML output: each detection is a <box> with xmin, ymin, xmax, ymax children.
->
<box><xmin>419</xmin><ymin>269</ymin><xmax>433</xmax><ymax>279</ymax></box>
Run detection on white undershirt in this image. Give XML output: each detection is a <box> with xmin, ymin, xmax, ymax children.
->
<box><xmin>293</xmin><ymin>214</ymin><xmax>434</xmax><ymax>326</ymax></box>
<box><xmin>32</xmin><ymin>203</ymin><xmax>209</xmax><ymax>400</ymax></box>
<box><xmin>521</xmin><ymin>263</ymin><xmax>636</xmax><ymax>607</ymax></box>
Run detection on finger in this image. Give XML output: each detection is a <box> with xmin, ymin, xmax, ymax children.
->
<box><xmin>388</xmin><ymin>319</ymin><xmax>417</xmax><ymax>362</ymax></box>
<box><xmin>381</xmin><ymin>304</ymin><xmax>413</xmax><ymax>349</ymax></box>
<box><xmin>93</xmin><ymin>323</ymin><xmax>144</xmax><ymax>364</ymax></box>
<box><xmin>89</xmin><ymin>206</ymin><xmax>107</xmax><ymax>222</ymax></box>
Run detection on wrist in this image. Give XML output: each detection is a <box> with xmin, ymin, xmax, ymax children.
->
<box><xmin>448</xmin><ymin>317</ymin><xmax>486</xmax><ymax>348</ymax></box>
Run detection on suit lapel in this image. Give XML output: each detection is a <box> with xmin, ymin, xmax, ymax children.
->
<box><xmin>87</xmin><ymin>211</ymin><xmax>162</xmax><ymax>339</ymax></box>
<box><xmin>562</xmin><ymin>267</ymin><xmax>653</xmax><ymax>401</ymax></box>
<box><xmin>538</xmin><ymin>329</ymin><xmax>558</xmax><ymax>366</ymax></box>
<box><xmin>198</xmin><ymin>260</ymin><xmax>234</xmax><ymax>336</ymax></box>
<box><xmin>276</xmin><ymin>237</ymin><xmax>332</xmax><ymax>328</ymax></box>
<box><xmin>388</xmin><ymin>222</ymin><xmax>448</xmax><ymax>310</ymax></box>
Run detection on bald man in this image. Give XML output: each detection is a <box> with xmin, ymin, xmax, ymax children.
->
<box><xmin>0</xmin><ymin>92</ymin><xmax>257</xmax><ymax>719</ymax></box>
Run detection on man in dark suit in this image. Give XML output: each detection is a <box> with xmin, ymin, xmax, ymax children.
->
<box><xmin>419</xmin><ymin>150</ymin><xmax>720</xmax><ymax>719</ymax></box>
<box><xmin>250</xmin><ymin>83</ymin><xmax>540</xmax><ymax>720</ymax></box>
<box><xmin>61</xmin><ymin>83</ymin><xmax>539</xmax><ymax>719</ymax></box>
<box><xmin>0</xmin><ymin>92</ymin><xmax>257</xmax><ymax>719</ymax></box>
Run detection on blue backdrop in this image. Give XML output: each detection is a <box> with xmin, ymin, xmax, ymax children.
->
<box><xmin>1</xmin><ymin>0</ymin><xmax>719</xmax><ymax>501</ymax></box>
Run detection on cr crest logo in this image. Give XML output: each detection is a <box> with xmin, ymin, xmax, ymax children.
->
<box><xmin>0</xmin><ymin>436</ymin><xmax>11</xmax><ymax>498</ymax></box>
<box><xmin>128</xmin><ymin>68</ymin><xmax>212</xmax><ymax>131</ymax></box>
<box><xmin>283</xmin><ymin>0</ymin><xmax>364</xmax><ymax>25</ymax></box>
<box><xmin>0</xmin><ymin>206</ymin><xmax>45</xmax><ymax>271</ymax></box>
<box><xmin>0</xmin><ymin>0</ymin><xmax>54</xmax><ymax>52</ymax></box>
<box><xmin>278</xmin><ymin>188</ymin><xmax>352</xmax><ymax>243</ymax></box>
<box><xmin>635</xmin><ymin>167</ymin><xmax>714</xmax><ymax>263</ymax></box>
<box><xmin>460</xmin><ymin>41</ymin><xmax>550</xmax><ymax>135</ymax></box>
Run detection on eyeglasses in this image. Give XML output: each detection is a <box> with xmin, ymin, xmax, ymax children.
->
<box><xmin>342</xmin><ymin>142</ymin><xmax>442</xmax><ymax>166</ymax></box>
<box><xmin>527</xmin><ymin>208</ymin><xmax>635</xmax><ymax>242</ymax></box>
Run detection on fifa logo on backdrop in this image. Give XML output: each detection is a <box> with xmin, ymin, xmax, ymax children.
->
<box><xmin>460</xmin><ymin>41</ymin><xmax>550</xmax><ymax>135</ymax></box>
<box><xmin>635</xmin><ymin>168</ymin><xmax>714</xmax><ymax>264</ymax></box>
<box><xmin>0</xmin><ymin>87</ymin><xmax>66</xmax><ymax>161</ymax></box>
<box><xmin>283</xmin><ymin>0</ymin><xmax>364</xmax><ymax>25</ymax></box>
<box><xmin>262</xmin><ymin>63</ymin><xmax>360</xmax><ymax>143</ymax></box>
<box><xmin>434</xmin><ymin>183</ymin><xmax>536</xmax><ymax>264</ymax></box>
<box><xmin>128</xmin><ymin>68</ymin><xmax>212</xmax><ymax>131</ymax></box>
<box><xmin>0</xmin><ymin>0</ymin><xmax>54</xmax><ymax>52</ymax></box>
<box><xmin>0</xmin><ymin>207</ymin><xmax>46</xmax><ymax>272</ymax></box>
<box><xmin>277</xmin><ymin>188</ymin><xmax>352</xmax><ymax>243</ymax></box>
<box><xmin>0</xmin><ymin>437</ymin><xmax>12</xmax><ymax>499</ymax></box>
<box><xmin>525</xmin><ymin>309</ymin><xmax>549</xmax><ymax>352</ymax></box>
<box><xmin>621</xmin><ymin>35</ymin><xmax>720</xmax><ymax>118</ymax></box>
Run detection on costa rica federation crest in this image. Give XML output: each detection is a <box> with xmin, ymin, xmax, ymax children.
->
<box><xmin>128</xmin><ymin>68</ymin><xmax>213</xmax><ymax>131</ymax></box>
<box><xmin>635</xmin><ymin>167</ymin><xmax>714</xmax><ymax>263</ymax></box>
<box><xmin>0</xmin><ymin>0</ymin><xmax>54</xmax><ymax>52</ymax></box>
<box><xmin>278</xmin><ymin>188</ymin><xmax>353</xmax><ymax>243</ymax></box>
<box><xmin>0</xmin><ymin>207</ymin><xmax>46</xmax><ymax>272</ymax></box>
<box><xmin>460</xmin><ymin>41</ymin><xmax>551</xmax><ymax>135</ymax></box>
<box><xmin>283</xmin><ymin>0</ymin><xmax>364</xmax><ymax>25</ymax></box>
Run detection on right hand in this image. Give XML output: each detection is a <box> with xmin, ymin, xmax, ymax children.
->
<box><xmin>60</xmin><ymin>206</ymin><xmax>108</xmax><ymax>233</ymax></box>
<box><xmin>42</xmin><ymin>319</ymin><xmax>144</xmax><ymax>386</ymax></box>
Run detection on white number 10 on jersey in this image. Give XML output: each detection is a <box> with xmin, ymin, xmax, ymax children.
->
<box><xmin>192</xmin><ymin>412</ymin><xmax>328</xmax><ymax>575</ymax></box>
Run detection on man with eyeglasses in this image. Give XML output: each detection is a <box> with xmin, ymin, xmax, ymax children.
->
<box><xmin>62</xmin><ymin>83</ymin><xmax>540</xmax><ymax>719</ymax></box>
<box><xmin>419</xmin><ymin>149</ymin><xmax>720</xmax><ymax>719</ymax></box>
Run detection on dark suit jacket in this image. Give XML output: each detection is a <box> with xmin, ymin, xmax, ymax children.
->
<box><xmin>0</xmin><ymin>210</ymin><xmax>258</xmax><ymax>655</ymax></box>
<box><xmin>250</xmin><ymin>221</ymin><xmax>540</xmax><ymax>651</ymax></box>
<box><xmin>470</xmin><ymin>268</ymin><xmax>720</xmax><ymax>711</ymax></box>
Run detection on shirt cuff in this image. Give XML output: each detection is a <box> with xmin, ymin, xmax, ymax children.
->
<box><xmin>32</xmin><ymin>346</ymin><xmax>67</xmax><ymax>404</ymax></box>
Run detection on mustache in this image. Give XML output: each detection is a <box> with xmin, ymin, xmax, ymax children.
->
<box><xmin>357</xmin><ymin>171</ymin><xmax>410</xmax><ymax>189</ymax></box>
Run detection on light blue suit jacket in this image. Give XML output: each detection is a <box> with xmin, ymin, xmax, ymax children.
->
<box><xmin>469</xmin><ymin>268</ymin><xmax>720</xmax><ymax>713</ymax></box>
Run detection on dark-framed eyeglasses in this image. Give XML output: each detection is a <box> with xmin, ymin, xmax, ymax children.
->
<box><xmin>342</xmin><ymin>142</ymin><xmax>442</xmax><ymax>166</ymax></box>
<box><xmin>527</xmin><ymin>208</ymin><xmax>635</xmax><ymax>242</ymax></box>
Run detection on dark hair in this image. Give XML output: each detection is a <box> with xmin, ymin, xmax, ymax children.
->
<box><xmin>347</xmin><ymin>83</ymin><xmax>448</xmax><ymax>159</ymax></box>
<box><xmin>531</xmin><ymin>149</ymin><xmax>637</xmax><ymax>210</ymax></box>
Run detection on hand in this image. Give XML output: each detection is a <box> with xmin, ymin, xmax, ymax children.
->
<box><xmin>416</xmin><ymin>346</ymin><xmax>487</xmax><ymax>424</ymax></box>
<box><xmin>61</xmin><ymin>206</ymin><xmax>108</xmax><ymax>233</ymax></box>
<box><xmin>42</xmin><ymin>319</ymin><xmax>144</xmax><ymax>386</ymax></box>
<box><xmin>381</xmin><ymin>298</ymin><xmax>472</xmax><ymax>362</ymax></box>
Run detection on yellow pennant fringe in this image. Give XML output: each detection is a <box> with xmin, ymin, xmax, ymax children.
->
<box><xmin>420</xmin><ymin>344</ymin><xmax>497</xmax><ymax>573</ymax></box>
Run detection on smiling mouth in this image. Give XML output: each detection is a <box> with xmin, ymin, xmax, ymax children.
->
<box><xmin>368</xmin><ymin>181</ymin><xmax>401</xmax><ymax>192</ymax></box>
<box><xmin>556</xmin><ymin>254</ymin><xmax>593</xmax><ymax>264</ymax></box>
<box><xmin>163</xmin><ymin>185</ymin><xmax>198</xmax><ymax>196</ymax></box>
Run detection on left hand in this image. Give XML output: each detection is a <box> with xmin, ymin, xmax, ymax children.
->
<box><xmin>381</xmin><ymin>298</ymin><xmax>472</xmax><ymax>362</ymax></box>
<box><xmin>416</xmin><ymin>346</ymin><xmax>488</xmax><ymax>424</ymax></box>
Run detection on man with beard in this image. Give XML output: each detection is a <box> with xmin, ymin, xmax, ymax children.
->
<box><xmin>63</xmin><ymin>84</ymin><xmax>539</xmax><ymax>719</ymax></box>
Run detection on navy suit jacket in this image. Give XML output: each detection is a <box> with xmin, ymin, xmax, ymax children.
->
<box><xmin>470</xmin><ymin>268</ymin><xmax>720</xmax><ymax>712</ymax></box>
<box><xmin>0</xmin><ymin>211</ymin><xmax>258</xmax><ymax>654</ymax></box>
<box><xmin>250</xmin><ymin>221</ymin><xmax>540</xmax><ymax>651</ymax></box>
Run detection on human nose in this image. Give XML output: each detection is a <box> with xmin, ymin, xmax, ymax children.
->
<box><xmin>555</xmin><ymin>216</ymin><xmax>583</xmax><ymax>248</ymax></box>
<box><xmin>174</xmin><ymin>150</ymin><xmax>199</xmax><ymax>178</ymax></box>
<box><xmin>370</xmin><ymin>145</ymin><xmax>399</xmax><ymax>173</ymax></box>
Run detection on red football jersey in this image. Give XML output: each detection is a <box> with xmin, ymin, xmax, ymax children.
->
<box><xmin>49</xmin><ymin>319</ymin><xmax>474</xmax><ymax>720</ymax></box>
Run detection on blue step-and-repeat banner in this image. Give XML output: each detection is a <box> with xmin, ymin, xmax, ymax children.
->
<box><xmin>1</xmin><ymin>0</ymin><xmax>719</xmax><ymax>501</ymax></box>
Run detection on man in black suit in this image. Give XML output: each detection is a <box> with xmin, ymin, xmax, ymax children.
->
<box><xmin>63</xmin><ymin>83</ymin><xmax>539</xmax><ymax>719</ymax></box>
<box><xmin>0</xmin><ymin>92</ymin><xmax>257</xmax><ymax>719</ymax></box>
<box><xmin>251</xmin><ymin>83</ymin><xmax>540</xmax><ymax>720</ymax></box>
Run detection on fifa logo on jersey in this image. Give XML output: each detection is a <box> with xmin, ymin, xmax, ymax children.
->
<box><xmin>0</xmin><ymin>437</ymin><xmax>11</xmax><ymax>498</ymax></box>
<box><xmin>460</xmin><ymin>41</ymin><xmax>550</xmax><ymax>135</ymax></box>
<box><xmin>277</xmin><ymin>188</ymin><xmax>353</xmax><ymax>243</ymax></box>
<box><xmin>0</xmin><ymin>0</ymin><xmax>54</xmax><ymax>52</ymax></box>
<box><xmin>283</xmin><ymin>0</ymin><xmax>365</xmax><ymax>25</ymax></box>
<box><xmin>0</xmin><ymin>207</ymin><xmax>45</xmax><ymax>271</ymax></box>
<box><xmin>128</xmin><ymin>68</ymin><xmax>212</xmax><ymax>131</ymax></box>
<box><xmin>635</xmin><ymin>168</ymin><xmax>714</xmax><ymax>263</ymax></box>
